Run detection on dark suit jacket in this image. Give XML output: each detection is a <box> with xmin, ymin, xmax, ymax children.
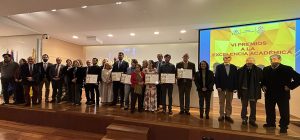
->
<box><xmin>36</xmin><ymin>62</ymin><xmax>53</xmax><ymax>81</ymax></box>
<box><xmin>176</xmin><ymin>61</ymin><xmax>196</xmax><ymax>86</ymax></box>
<box><xmin>112</xmin><ymin>60</ymin><xmax>129</xmax><ymax>73</ymax></box>
<box><xmin>194</xmin><ymin>70</ymin><xmax>214</xmax><ymax>92</ymax></box>
<box><xmin>262</xmin><ymin>64</ymin><xmax>300</xmax><ymax>99</ymax></box>
<box><xmin>49</xmin><ymin>64</ymin><xmax>65</xmax><ymax>81</ymax></box>
<box><xmin>237</xmin><ymin>64</ymin><xmax>263</xmax><ymax>99</ymax></box>
<box><xmin>215</xmin><ymin>63</ymin><xmax>238</xmax><ymax>91</ymax></box>
<box><xmin>20</xmin><ymin>64</ymin><xmax>41</xmax><ymax>85</ymax></box>
<box><xmin>75</xmin><ymin>67</ymin><xmax>86</xmax><ymax>85</ymax></box>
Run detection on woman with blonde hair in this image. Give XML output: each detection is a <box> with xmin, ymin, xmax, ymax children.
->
<box><xmin>143</xmin><ymin>60</ymin><xmax>157</xmax><ymax>112</ymax></box>
<box><xmin>101</xmin><ymin>62</ymin><xmax>113</xmax><ymax>105</ymax></box>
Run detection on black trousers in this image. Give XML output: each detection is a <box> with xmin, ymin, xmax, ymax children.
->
<box><xmin>178</xmin><ymin>82</ymin><xmax>192</xmax><ymax>112</ymax></box>
<box><xmin>161</xmin><ymin>84</ymin><xmax>173</xmax><ymax>111</ymax></box>
<box><xmin>265</xmin><ymin>94</ymin><xmax>290</xmax><ymax>128</ymax></box>
<box><xmin>1</xmin><ymin>78</ymin><xmax>14</xmax><ymax>103</ymax></box>
<box><xmin>14</xmin><ymin>81</ymin><xmax>25</xmax><ymax>103</ymax></box>
<box><xmin>156</xmin><ymin>84</ymin><xmax>162</xmax><ymax>107</ymax></box>
<box><xmin>131</xmin><ymin>93</ymin><xmax>143</xmax><ymax>111</ymax></box>
<box><xmin>241</xmin><ymin>98</ymin><xmax>256</xmax><ymax>122</ymax></box>
<box><xmin>112</xmin><ymin>81</ymin><xmax>125</xmax><ymax>105</ymax></box>
<box><xmin>51</xmin><ymin>80</ymin><xmax>63</xmax><ymax>102</ymax></box>
<box><xmin>198</xmin><ymin>91</ymin><xmax>212</xmax><ymax>115</ymax></box>
<box><xmin>85</xmin><ymin>84</ymin><xmax>100</xmax><ymax>103</ymax></box>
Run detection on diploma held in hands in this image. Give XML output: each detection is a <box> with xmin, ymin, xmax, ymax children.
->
<box><xmin>145</xmin><ymin>74</ymin><xmax>159</xmax><ymax>84</ymax></box>
<box><xmin>86</xmin><ymin>74</ymin><xmax>98</xmax><ymax>84</ymax></box>
<box><xmin>160</xmin><ymin>73</ymin><xmax>175</xmax><ymax>84</ymax></box>
<box><xmin>112</xmin><ymin>72</ymin><xmax>123</xmax><ymax>81</ymax></box>
<box><xmin>177</xmin><ymin>69</ymin><xmax>193</xmax><ymax>79</ymax></box>
<box><xmin>121</xmin><ymin>74</ymin><xmax>131</xmax><ymax>84</ymax></box>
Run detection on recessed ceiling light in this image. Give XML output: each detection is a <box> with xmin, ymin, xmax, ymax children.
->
<box><xmin>51</xmin><ymin>9</ymin><xmax>57</xmax><ymax>12</ymax></box>
<box><xmin>107</xmin><ymin>34</ymin><xmax>113</xmax><ymax>37</ymax></box>
<box><xmin>154</xmin><ymin>31</ymin><xmax>160</xmax><ymax>35</ymax></box>
<box><xmin>116</xmin><ymin>1</ymin><xmax>122</xmax><ymax>5</ymax></box>
<box><xmin>130</xmin><ymin>33</ymin><xmax>136</xmax><ymax>36</ymax></box>
<box><xmin>180</xmin><ymin>30</ymin><xmax>187</xmax><ymax>34</ymax></box>
<box><xmin>72</xmin><ymin>35</ymin><xmax>79</xmax><ymax>39</ymax></box>
<box><xmin>81</xmin><ymin>5</ymin><xmax>87</xmax><ymax>8</ymax></box>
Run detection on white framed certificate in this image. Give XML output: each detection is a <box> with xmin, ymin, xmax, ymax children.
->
<box><xmin>160</xmin><ymin>73</ymin><xmax>175</xmax><ymax>84</ymax></box>
<box><xmin>111</xmin><ymin>72</ymin><xmax>123</xmax><ymax>81</ymax></box>
<box><xmin>121</xmin><ymin>74</ymin><xmax>131</xmax><ymax>84</ymax></box>
<box><xmin>86</xmin><ymin>74</ymin><xmax>98</xmax><ymax>84</ymax></box>
<box><xmin>177</xmin><ymin>69</ymin><xmax>193</xmax><ymax>79</ymax></box>
<box><xmin>145</xmin><ymin>74</ymin><xmax>159</xmax><ymax>84</ymax></box>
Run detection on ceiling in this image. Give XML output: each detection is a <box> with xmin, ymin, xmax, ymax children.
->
<box><xmin>0</xmin><ymin>0</ymin><xmax>300</xmax><ymax>45</ymax></box>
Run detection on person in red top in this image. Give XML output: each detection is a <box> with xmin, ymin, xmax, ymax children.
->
<box><xmin>130</xmin><ymin>64</ymin><xmax>145</xmax><ymax>113</ymax></box>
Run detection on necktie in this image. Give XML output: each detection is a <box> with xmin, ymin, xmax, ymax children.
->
<box><xmin>29</xmin><ymin>65</ymin><xmax>33</xmax><ymax>75</ymax></box>
<box><xmin>56</xmin><ymin>65</ymin><xmax>60</xmax><ymax>76</ymax></box>
<box><xmin>43</xmin><ymin>63</ymin><xmax>47</xmax><ymax>71</ymax></box>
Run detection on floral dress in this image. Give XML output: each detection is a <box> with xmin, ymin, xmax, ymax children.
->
<box><xmin>143</xmin><ymin>68</ymin><xmax>157</xmax><ymax>111</ymax></box>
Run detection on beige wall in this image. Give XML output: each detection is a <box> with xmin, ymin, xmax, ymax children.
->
<box><xmin>42</xmin><ymin>38</ymin><xmax>84</xmax><ymax>64</ymax></box>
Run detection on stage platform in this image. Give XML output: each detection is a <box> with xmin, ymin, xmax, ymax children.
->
<box><xmin>0</xmin><ymin>97</ymin><xmax>299</xmax><ymax>140</ymax></box>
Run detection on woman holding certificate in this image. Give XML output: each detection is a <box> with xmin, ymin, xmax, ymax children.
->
<box><xmin>194</xmin><ymin>61</ymin><xmax>214</xmax><ymax>119</ymax></box>
<box><xmin>144</xmin><ymin>60</ymin><xmax>157</xmax><ymax>112</ymax></box>
<box><xmin>130</xmin><ymin>64</ymin><xmax>145</xmax><ymax>113</ymax></box>
<box><xmin>101</xmin><ymin>63</ymin><xmax>113</xmax><ymax>105</ymax></box>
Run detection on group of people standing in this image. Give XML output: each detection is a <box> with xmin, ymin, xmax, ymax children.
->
<box><xmin>1</xmin><ymin>52</ymin><xmax>300</xmax><ymax>134</ymax></box>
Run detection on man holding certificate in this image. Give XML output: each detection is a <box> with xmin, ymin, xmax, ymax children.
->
<box><xmin>85</xmin><ymin>58</ymin><xmax>102</xmax><ymax>105</ymax></box>
<box><xmin>159</xmin><ymin>54</ymin><xmax>176</xmax><ymax>115</ymax></box>
<box><xmin>176</xmin><ymin>53</ymin><xmax>196</xmax><ymax>115</ymax></box>
<box><xmin>111</xmin><ymin>52</ymin><xmax>129</xmax><ymax>107</ymax></box>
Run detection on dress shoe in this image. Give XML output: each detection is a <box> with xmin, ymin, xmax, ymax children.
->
<box><xmin>124</xmin><ymin>107</ymin><xmax>129</xmax><ymax>110</ymax></box>
<box><xmin>225</xmin><ymin>116</ymin><xmax>234</xmax><ymax>123</ymax></box>
<box><xmin>205</xmin><ymin>115</ymin><xmax>209</xmax><ymax>119</ymax></box>
<box><xmin>200</xmin><ymin>114</ymin><xmax>204</xmax><ymax>118</ymax></box>
<box><xmin>162</xmin><ymin>109</ymin><xmax>167</xmax><ymax>114</ymax></box>
<box><xmin>249</xmin><ymin>121</ymin><xmax>258</xmax><ymax>127</ymax></box>
<box><xmin>242</xmin><ymin>119</ymin><xmax>248</xmax><ymax>125</ymax></box>
<box><xmin>168</xmin><ymin>110</ymin><xmax>173</xmax><ymax>115</ymax></box>
<box><xmin>179</xmin><ymin>111</ymin><xmax>185</xmax><ymax>115</ymax></box>
<box><xmin>280</xmin><ymin>127</ymin><xmax>287</xmax><ymax>133</ymax></box>
<box><xmin>263</xmin><ymin>123</ymin><xmax>276</xmax><ymax>128</ymax></box>
<box><xmin>185</xmin><ymin>111</ymin><xmax>191</xmax><ymax>115</ymax></box>
<box><xmin>24</xmin><ymin>104</ymin><xmax>30</xmax><ymax>107</ymax></box>
<box><xmin>218</xmin><ymin>116</ymin><xmax>225</xmax><ymax>121</ymax></box>
<box><xmin>50</xmin><ymin>100</ymin><xmax>56</xmax><ymax>103</ymax></box>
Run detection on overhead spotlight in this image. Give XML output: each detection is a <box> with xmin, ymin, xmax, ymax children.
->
<box><xmin>81</xmin><ymin>5</ymin><xmax>88</xmax><ymax>8</ymax></box>
<box><xmin>107</xmin><ymin>34</ymin><xmax>113</xmax><ymax>37</ymax></box>
<box><xmin>154</xmin><ymin>31</ymin><xmax>160</xmax><ymax>35</ymax></box>
<box><xmin>51</xmin><ymin>9</ymin><xmax>57</xmax><ymax>12</ymax></box>
<box><xmin>72</xmin><ymin>35</ymin><xmax>79</xmax><ymax>39</ymax></box>
<box><xmin>116</xmin><ymin>1</ymin><xmax>122</xmax><ymax>5</ymax></box>
<box><xmin>180</xmin><ymin>30</ymin><xmax>187</xmax><ymax>34</ymax></box>
<box><xmin>130</xmin><ymin>33</ymin><xmax>136</xmax><ymax>36</ymax></box>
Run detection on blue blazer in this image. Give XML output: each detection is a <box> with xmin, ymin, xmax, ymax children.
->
<box><xmin>215</xmin><ymin>63</ymin><xmax>238</xmax><ymax>91</ymax></box>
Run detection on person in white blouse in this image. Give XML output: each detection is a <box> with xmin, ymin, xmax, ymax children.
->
<box><xmin>101</xmin><ymin>62</ymin><xmax>113</xmax><ymax>105</ymax></box>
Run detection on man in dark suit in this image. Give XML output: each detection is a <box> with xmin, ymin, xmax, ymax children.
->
<box><xmin>85</xmin><ymin>58</ymin><xmax>102</xmax><ymax>105</ymax></box>
<box><xmin>159</xmin><ymin>54</ymin><xmax>176</xmax><ymax>115</ymax></box>
<box><xmin>36</xmin><ymin>54</ymin><xmax>53</xmax><ymax>103</ymax></box>
<box><xmin>49</xmin><ymin>57</ymin><xmax>65</xmax><ymax>103</ymax></box>
<box><xmin>215</xmin><ymin>55</ymin><xmax>238</xmax><ymax>123</ymax></box>
<box><xmin>176</xmin><ymin>53</ymin><xmax>195</xmax><ymax>115</ymax></box>
<box><xmin>111</xmin><ymin>52</ymin><xmax>129</xmax><ymax>107</ymax></box>
<box><xmin>262</xmin><ymin>54</ymin><xmax>300</xmax><ymax>133</ymax></box>
<box><xmin>154</xmin><ymin>54</ymin><xmax>165</xmax><ymax>110</ymax></box>
<box><xmin>20</xmin><ymin>57</ymin><xmax>41</xmax><ymax>106</ymax></box>
<box><xmin>84</xmin><ymin>60</ymin><xmax>92</xmax><ymax>104</ymax></box>
<box><xmin>237</xmin><ymin>57</ymin><xmax>263</xmax><ymax>127</ymax></box>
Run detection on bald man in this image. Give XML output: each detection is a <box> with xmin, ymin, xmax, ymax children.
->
<box><xmin>20</xmin><ymin>57</ymin><xmax>41</xmax><ymax>106</ymax></box>
<box><xmin>50</xmin><ymin>57</ymin><xmax>65</xmax><ymax>103</ymax></box>
<box><xmin>237</xmin><ymin>57</ymin><xmax>263</xmax><ymax>127</ymax></box>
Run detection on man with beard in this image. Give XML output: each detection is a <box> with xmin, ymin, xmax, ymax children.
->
<box><xmin>36</xmin><ymin>54</ymin><xmax>53</xmax><ymax>103</ymax></box>
<box><xmin>262</xmin><ymin>54</ymin><xmax>300</xmax><ymax>133</ymax></box>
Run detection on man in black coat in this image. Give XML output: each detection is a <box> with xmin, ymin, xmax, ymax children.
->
<box><xmin>154</xmin><ymin>54</ymin><xmax>165</xmax><ymax>109</ymax></box>
<box><xmin>176</xmin><ymin>53</ymin><xmax>195</xmax><ymax>115</ymax></box>
<box><xmin>20</xmin><ymin>57</ymin><xmax>41</xmax><ymax>106</ymax></box>
<box><xmin>238</xmin><ymin>57</ymin><xmax>263</xmax><ymax>127</ymax></box>
<box><xmin>215</xmin><ymin>55</ymin><xmax>238</xmax><ymax>123</ymax></box>
<box><xmin>85</xmin><ymin>58</ymin><xmax>102</xmax><ymax>105</ymax></box>
<box><xmin>262</xmin><ymin>54</ymin><xmax>300</xmax><ymax>133</ymax></box>
<box><xmin>111</xmin><ymin>52</ymin><xmax>129</xmax><ymax>107</ymax></box>
<box><xmin>36</xmin><ymin>54</ymin><xmax>53</xmax><ymax>103</ymax></box>
<box><xmin>49</xmin><ymin>57</ymin><xmax>65</xmax><ymax>103</ymax></box>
